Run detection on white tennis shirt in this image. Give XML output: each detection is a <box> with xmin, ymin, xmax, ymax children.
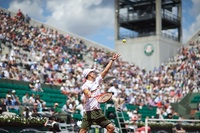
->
<box><xmin>81</xmin><ymin>75</ymin><xmax>102</xmax><ymax>111</ymax></box>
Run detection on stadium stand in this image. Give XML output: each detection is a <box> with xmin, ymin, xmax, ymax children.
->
<box><xmin>0</xmin><ymin>7</ymin><xmax>200</xmax><ymax>133</ymax></box>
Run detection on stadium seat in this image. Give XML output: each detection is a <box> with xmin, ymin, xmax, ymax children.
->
<box><xmin>8</xmin><ymin>108</ymin><xmax>19</xmax><ymax>115</ymax></box>
<box><xmin>72</xmin><ymin>113</ymin><xmax>82</xmax><ymax>120</ymax></box>
<box><xmin>191</xmin><ymin>99</ymin><xmax>200</xmax><ymax>103</ymax></box>
<box><xmin>126</xmin><ymin>104</ymin><xmax>137</xmax><ymax>111</ymax></box>
<box><xmin>194</xmin><ymin>111</ymin><xmax>200</xmax><ymax>119</ymax></box>
<box><xmin>100</xmin><ymin>103</ymin><xmax>105</xmax><ymax>110</ymax></box>
<box><xmin>0</xmin><ymin>82</ymin><xmax>9</xmax><ymax>88</ymax></box>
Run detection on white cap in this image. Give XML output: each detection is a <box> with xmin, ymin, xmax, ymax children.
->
<box><xmin>82</xmin><ymin>68</ymin><xmax>95</xmax><ymax>78</ymax></box>
<box><xmin>12</xmin><ymin>90</ymin><xmax>16</xmax><ymax>93</ymax></box>
<box><xmin>133</xmin><ymin>110</ymin><xmax>137</xmax><ymax>114</ymax></box>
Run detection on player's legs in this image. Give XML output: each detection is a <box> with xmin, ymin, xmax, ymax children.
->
<box><xmin>94</xmin><ymin>110</ymin><xmax>115</xmax><ymax>133</ymax></box>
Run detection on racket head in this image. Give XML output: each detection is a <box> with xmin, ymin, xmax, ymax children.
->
<box><xmin>97</xmin><ymin>92</ymin><xmax>112</xmax><ymax>103</ymax></box>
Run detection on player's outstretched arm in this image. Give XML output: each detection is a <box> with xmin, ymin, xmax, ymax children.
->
<box><xmin>100</xmin><ymin>53</ymin><xmax>120</xmax><ymax>79</ymax></box>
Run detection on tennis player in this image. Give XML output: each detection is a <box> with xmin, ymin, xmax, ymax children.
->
<box><xmin>79</xmin><ymin>53</ymin><xmax>120</xmax><ymax>133</ymax></box>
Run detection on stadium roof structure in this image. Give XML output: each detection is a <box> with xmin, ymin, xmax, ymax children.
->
<box><xmin>117</xmin><ymin>0</ymin><xmax>181</xmax><ymax>41</ymax></box>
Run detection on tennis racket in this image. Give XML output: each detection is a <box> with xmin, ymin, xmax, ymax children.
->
<box><xmin>94</xmin><ymin>92</ymin><xmax>113</xmax><ymax>103</ymax></box>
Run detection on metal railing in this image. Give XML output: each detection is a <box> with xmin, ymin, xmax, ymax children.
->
<box><xmin>119</xmin><ymin>10</ymin><xmax>180</xmax><ymax>23</ymax></box>
<box><xmin>119</xmin><ymin>31</ymin><xmax>179</xmax><ymax>41</ymax></box>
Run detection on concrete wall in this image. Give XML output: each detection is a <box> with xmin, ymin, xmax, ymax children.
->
<box><xmin>159</xmin><ymin>37</ymin><xmax>180</xmax><ymax>64</ymax></box>
<box><xmin>115</xmin><ymin>36</ymin><xmax>181</xmax><ymax>70</ymax></box>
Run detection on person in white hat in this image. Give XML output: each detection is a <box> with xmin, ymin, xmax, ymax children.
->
<box><xmin>34</xmin><ymin>79</ymin><xmax>43</xmax><ymax>92</ymax></box>
<box><xmin>11</xmin><ymin>90</ymin><xmax>18</xmax><ymax>101</ymax></box>
<box><xmin>79</xmin><ymin>53</ymin><xmax>120</xmax><ymax>133</ymax></box>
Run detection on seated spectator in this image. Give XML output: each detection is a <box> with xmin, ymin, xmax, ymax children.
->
<box><xmin>62</xmin><ymin>101</ymin><xmax>73</xmax><ymax>124</ymax></box>
<box><xmin>35</xmin><ymin>94</ymin><xmax>46</xmax><ymax>105</ymax></box>
<box><xmin>11</xmin><ymin>90</ymin><xmax>17</xmax><ymax>100</ymax></box>
<box><xmin>112</xmin><ymin>88</ymin><xmax>127</xmax><ymax>111</ymax></box>
<box><xmin>0</xmin><ymin>98</ymin><xmax>7</xmax><ymax>114</ymax></box>
<box><xmin>108</xmin><ymin>83</ymin><xmax>120</xmax><ymax>97</ymax></box>
<box><xmin>172</xmin><ymin>112</ymin><xmax>180</xmax><ymax>119</ymax></box>
<box><xmin>34</xmin><ymin>95</ymin><xmax>45</xmax><ymax>112</ymax></box>
<box><xmin>6</xmin><ymin>90</ymin><xmax>11</xmax><ymax>99</ymax></box>
<box><xmin>60</xmin><ymin>83</ymin><xmax>72</xmax><ymax>95</ymax></box>
<box><xmin>62</xmin><ymin>101</ymin><xmax>70</xmax><ymax>114</ymax></box>
<box><xmin>12</xmin><ymin>97</ymin><xmax>20</xmax><ymax>110</ymax></box>
<box><xmin>29</xmin><ymin>81</ymin><xmax>35</xmax><ymax>91</ymax></box>
<box><xmin>22</xmin><ymin>93</ymin><xmax>29</xmax><ymax>105</ymax></box>
<box><xmin>172</xmin><ymin>121</ymin><xmax>186</xmax><ymax>133</ymax></box>
<box><xmin>156</xmin><ymin>106</ymin><xmax>163</xmax><ymax>119</ymax></box>
<box><xmin>76</xmin><ymin>100</ymin><xmax>84</xmax><ymax>116</ymax></box>
<box><xmin>36</xmin><ymin>103</ymin><xmax>51</xmax><ymax>117</ymax></box>
<box><xmin>29</xmin><ymin>94</ymin><xmax>35</xmax><ymax>104</ymax></box>
<box><xmin>166</xmin><ymin>105</ymin><xmax>173</xmax><ymax>114</ymax></box>
<box><xmin>51</xmin><ymin>103</ymin><xmax>61</xmax><ymax>114</ymax></box>
<box><xmin>166</xmin><ymin>106</ymin><xmax>173</xmax><ymax>119</ymax></box>
<box><xmin>23</xmin><ymin>107</ymin><xmax>32</xmax><ymax>119</ymax></box>
<box><xmin>5</xmin><ymin>95</ymin><xmax>14</xmax><ymax>109</ymax></box>
<box><xmin>31</xmin><ymin>103</ymin><xmax>39</xmax><ymax>117</ymax></box>
<box><xmin>42</xmin><ymin>103</ymin><xmax>49</xmax><ymax>112</ymax></box>
<box><xmin>60</xmin><ymin>83</ymin><xmax>78</xmax><ymax>102</ymax></box>
<box><xmin>67</xmin><ymin>100</ymin><xmax>76</xmax><ymax>113</ymax></box>
<box><xmin>33</xmin><ymin>80</ymin><xmax>43</xmax><ymax>92</ymax></box>
<box><xmin>62</xmin><ymin>99</ymin><xmax>75</xmax><ymax>113</ymax></box>
<box><xmin>130</xmin><ymin>110</ymin><xmax>140</xmax><ymax>123</ymax></box>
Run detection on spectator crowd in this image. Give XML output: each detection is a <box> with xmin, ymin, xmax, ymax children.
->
<box><xmin>0</xmin><ymin>8</ymin><xmax>200</xmax><ymax>123</ymax></box>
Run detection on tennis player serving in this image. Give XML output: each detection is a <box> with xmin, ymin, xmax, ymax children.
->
<box><xmin>79</xmin><ymin>53</ymin><xmax>120</xmax><ymax>133</ymax></box>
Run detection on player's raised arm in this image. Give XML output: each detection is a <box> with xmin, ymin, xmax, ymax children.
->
<box><xmin>100</xmin><ymin>53</ymin><xmax>120</xmax><ymax>79</ymax></box>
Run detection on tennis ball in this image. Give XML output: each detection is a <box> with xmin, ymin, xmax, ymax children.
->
<box><xmin>122</xmin><ymin>39</ymin><xmax>126</xmax><ymax>43</ymax></box>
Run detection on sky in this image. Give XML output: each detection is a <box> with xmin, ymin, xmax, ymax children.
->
<box><xmin>0</xmin><ymin>0</ymin><xmax>200</xmax><ymax>50</ymax></box>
